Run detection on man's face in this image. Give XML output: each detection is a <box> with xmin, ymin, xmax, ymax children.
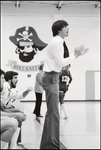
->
<box><xmin>59</xmin><ymin>25</ymin><xmax>69</xmax><ymax>38</ymax></box>
<box><xmin>11</xmin><ymin>75</ymin><xmax>18</xmax><ymax>88</ymax></box>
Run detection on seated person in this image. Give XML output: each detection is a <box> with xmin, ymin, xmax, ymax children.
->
<box><xmin>0</xmin><ymin>69</ymin><xmax>33</xmax><ymax>149</ymax></box>
<box><xmin>0</xmin><ymin>69</ymin><xmax>18</xmax><ymax>149</ymax></box>
<box><xmin>1</xmin><ymin>116</ymin><xmax>18</xmax><ymax>149</ymax></box>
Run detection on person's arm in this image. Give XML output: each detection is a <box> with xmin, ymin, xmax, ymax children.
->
<box><xmin>52</xmin><ymin>41</ymin><xmax>75</xmax><ymax>67</ymax></box>
<box><xmin>1</xmin><ymin>101</ymin><xmax>23</xmax><ymax>113</ymax></box>
<box><xmin>11</xmin><ymin>87</ymin><xmax>33</xmax><ymax>99</ymax></box>
<box><xmin>22</xmin><ymin>87</ymin><xmax>33</xmax><ymax>98</ymax></box>
<box><xmin>36</xmin><ymin>73</ymin><xmax>43</xmax><ymax>86</ymax></box>
<box><xmin>68</xmin><ymin>71</ymin><xmax>72</xmax><ymax>84</ymax></box>
<box><xmin>1</xmin><ymin>101</ymin><xmax>14</xmax><ymax>109</ymax></box>
<box><xmin>2</xmin><ymin>107</ymin><xmax>23</xmax><ymax>113</ymax></box>
<box><xmin>66</xmin><ymin>70</ymin><xmax>72</xmax><ymax>90</ymax></box>
<box><xmin>53</xmin><ymin>42</ymin><xmax>88</xmax><ymax>67</ymax></box>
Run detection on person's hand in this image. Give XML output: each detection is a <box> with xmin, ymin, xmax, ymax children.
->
<box><xmin>74</xmin><ymin>45</ymin><xmax>89</xmax><ymax>58</ymax></box>
<box><xmin>14</xmin><ymin>112</ymin><xmax>26</xmax><ymax>122</ymax></box>
<box><xmin>27</xmin><ymin>87</ymin><xmax>33</xmax><ymax>92</ymax></box>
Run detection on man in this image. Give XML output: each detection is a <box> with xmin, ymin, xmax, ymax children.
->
<box><xmin>0</xmin><ymin>69</ymin><xmax>18</xmax><ymax>149</ymax></box>
<box><xmin>59</xmin><ymin>64</ymin><xmax>72</xmax><ymax>119</ymax></box>
<box><xmin>33</xmin><ymin>61</ymin><xmax>44</xmax><ymax>117</ymax></box>
<box><xmin>40</xmin><ymin>20</ymin><xmax>88</xmax><ymax>149</ymax></box>
<box><xmin>1</xmin><ymin>71</ymin><xmax>33</xmax><ymax>149</ymax></box>
<box><xmin>2</xmin><ymin>71</ymin><xmax>33</xmax><ymax>106</ymax></box>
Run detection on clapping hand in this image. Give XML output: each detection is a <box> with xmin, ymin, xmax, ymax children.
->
<box><xmin>74</xmin><ymin>45</ymin><xmax>89</xmax><ymax>58</ymax></box>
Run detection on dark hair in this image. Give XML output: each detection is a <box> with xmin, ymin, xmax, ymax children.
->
<box><xmin>5</xmin><ymin>71</ymin><xmax>18</xmax><ymax>81</ymax></box>
<box><xmin>52</xmin><ymin>20</ymin><xmax>69</xmax><ymax>36</ymax></box>
<box><xmin>0</xmin><ymin>69</ymin><xmax>5</xmax><ymax>77</ymax></box>
<box><xmin>39</xmin><ymin>64</ymin><xmax>43</xmax><ymax>70</ymax></box>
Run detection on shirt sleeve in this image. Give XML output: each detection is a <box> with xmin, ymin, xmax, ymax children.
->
<box><xmin>52</xmin><ymin>41</ymin><xmax>75</xmax><ymax>67</ymax></box>
<box><xmin>9</xmin><ymin>90</ymin><xmax>23</xmax><ymax>100</ymax></box>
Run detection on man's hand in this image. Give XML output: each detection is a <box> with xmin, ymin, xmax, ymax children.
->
<box><xmin>27</xmin><ymin>87</ymin><xmax>33</xmax><ymax>92</ymax></box>
<box><xmin>23</xmin><ymin>87</ymin><xmax>33</xmax><ymax>98</ymax></box>
<box><xmin>74</xmin><ymin>45</ymin><xmax>89</xmax><ymax>58</ymax></box>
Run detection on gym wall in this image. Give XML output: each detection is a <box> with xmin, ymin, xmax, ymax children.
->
<box><xmin>1</xmin><ymin>2</ymin><xmax>100</xmax><ymax>101</ymax></box>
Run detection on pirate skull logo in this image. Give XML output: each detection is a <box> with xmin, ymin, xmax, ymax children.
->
<box><xmin>9</xmin><ymin>26</ymin><xmax>47</xmax><ymax>62</ymax></box>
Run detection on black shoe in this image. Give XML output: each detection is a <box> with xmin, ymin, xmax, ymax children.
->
<box><xmin>17</xmin><ymin>143</ymin><xmax>27</xmax><ymax>149</ymax></box>
<box><xmin>33</xmin><ymin>112</ymin><xmax>37</xmax><ymax>116</ymax></box>
<box><xmin>36</xmin><ymin>115</ymin><xmax>43</xmax><ymax>117</ymax></box>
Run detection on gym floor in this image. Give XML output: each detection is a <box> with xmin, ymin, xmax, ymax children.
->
<box><xmin>21</xmin><ymin>101</ymin><xmax>100</xmax><ymax>149</ymax></box>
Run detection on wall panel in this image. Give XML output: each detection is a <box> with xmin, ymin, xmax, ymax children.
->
<box><xmin>1</xmin><ymin>4</ymin><xmax>100</xmax><ymax>101</ymax></box>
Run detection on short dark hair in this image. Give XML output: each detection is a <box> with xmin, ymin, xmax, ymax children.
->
<box><xmin>5</xmin><ymin>71</ymin><xmax>18</xmax><ymax>81</ymax></box>
<box><xmin>39</xmin><ymin>64</ymin><xmax>43</xmax><ymax>70</ymax></box>
<box><xmin>0</xmin><ymin>69</ymin><xmax>5</xmax><ymax>77</ymax></box>
<box><xmin>52</xmin><ymin>20</ymin><xmax>69</xmax><ymax>36</ymax></box>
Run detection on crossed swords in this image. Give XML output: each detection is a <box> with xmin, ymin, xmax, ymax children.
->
<box><xmin>17</xmin><ymin>32</ymin><xmax>33</xmax><ymax>42</ymax></box>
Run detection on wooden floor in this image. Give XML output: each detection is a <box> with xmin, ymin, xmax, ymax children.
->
<box><xmin>21</xmin><ymin>101</ymin><xmax>100</xmax><ymax>149</ymax></box>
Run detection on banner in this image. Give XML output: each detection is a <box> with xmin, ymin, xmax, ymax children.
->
<box><xmin>6</xmin><ymin>60</ymin><xmax>39</xmax><ymax>72</ymax></box>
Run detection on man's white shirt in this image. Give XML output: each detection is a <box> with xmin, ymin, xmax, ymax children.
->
<box><xmin>43</xmin><ymin>35</ymin><xmax>75</xmax><ymax>72</ymax></box>
<box><xmin>1</xmin><ymin>82</ymin><xmax>23</xmax><ymax>105</ymax></box>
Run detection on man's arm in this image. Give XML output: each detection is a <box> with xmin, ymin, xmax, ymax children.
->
<box><xmin>53</xmin><ymin>42</ymin><xmax>89</xmax><ymax>67</ymax></box>
<box><xmin>0</xmin><ymin>102</ymin><xmax>23</xmax><ymax>113</ymax></box>
<box><xmin>22</xmin><ymin>87</ymin><xmax>33</xmax><ymax>98</ymax></box>
<box><xmin>10</xmin><ymin>87</ymin><xmax>33</xmax><ymax>99</ymax></box>
<box><xmin>1</xmin><ymin>101</ymin><xmax>14</xmax><ymax>109</ymax></box>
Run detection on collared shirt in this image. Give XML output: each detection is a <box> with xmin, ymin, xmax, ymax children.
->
<box><xmin>43</xmin><ymin>35</ymin><xmax>75</xmax><ymax>72</ymax></box>
<box><xmin>1</xmin><ymin>82</ymin><xmax>23</xmax><ymax>105</ymax></box>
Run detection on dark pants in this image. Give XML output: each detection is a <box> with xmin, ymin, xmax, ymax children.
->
<box><xmin>33</xmin><ymin>92</ymin><xmax>42</xmax><ymax>116</ymax></box>
<box><xmin>40</xmin><ymin>72</ymin><xmax>60</xmax><ymax>149</ymax></box>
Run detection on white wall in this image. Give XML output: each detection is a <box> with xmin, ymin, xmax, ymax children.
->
<box><xmin>1</xmin><ymin>2</ymin><xmax>100</xmax><ymax>100</ymax></box>
<box><xmin>86</xmin><ymin>71</ymin><xmax>100</xmax><ymax>100</ymax></box>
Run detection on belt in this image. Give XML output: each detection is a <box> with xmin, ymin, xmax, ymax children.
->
<box><xmin>45</xmin><ymin>71</ymin><xmax>59</xmax><ymax>75</ymax></box>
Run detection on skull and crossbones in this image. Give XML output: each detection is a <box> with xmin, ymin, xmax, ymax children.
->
<box><xmin>17</xmin><ymin>31</ymin><xmax>33</xmax><ymax>42</ymax></box>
